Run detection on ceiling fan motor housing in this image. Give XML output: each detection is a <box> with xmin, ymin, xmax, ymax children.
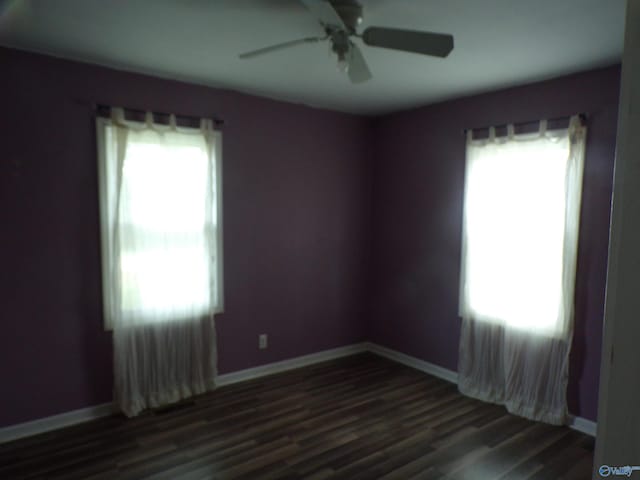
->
<box><xmin>329</xmin><ymin>0</ymin><xmax>363</xmax><ymax>33</ymax></box>
<box><xmin>331</xmin><ymin>30</ymin><xmax>350</xmax><ymax>58</ymax></box>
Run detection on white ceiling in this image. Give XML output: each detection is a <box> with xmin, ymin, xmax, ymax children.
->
<box><xmin>0</xmin><ymin>0</ymin><xmax>626</xmax><ymax>115</ymax></box>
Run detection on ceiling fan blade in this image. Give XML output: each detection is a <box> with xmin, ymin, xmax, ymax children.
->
<box><xmin>348</xmin><ymin>42</ymin><xmax>372</xmax><ymax>84</ymax></box>
<box><xmin>239</xmin><ymin>36</ymin><xmax>324</xmax><ymax>59</ymax></box>
<box><xmin>300</xmin><ymin>0</ymin><xmax>346</xmax><ymax>28</ymax></box>
<box><xmin>362</xmin><ymin>27</ymin><xmax>454</xmax><ymax>58</ymax></box>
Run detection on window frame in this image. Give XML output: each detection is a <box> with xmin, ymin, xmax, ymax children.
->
<box><xmin>96</xmin><ymin>114</ymin><xmax>223</xmax><ymax>331</ymax></box>
<box><xmin>458</xmin><ymin>121</ymin><xmax>585</xmax><ymax>340</ymax></box>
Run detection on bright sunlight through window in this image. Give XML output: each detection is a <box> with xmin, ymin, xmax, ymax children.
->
<box><xmin>97</xmin><ymin>115</ymin><xmax>222</xmax><ymax>328</ymax></box>
<box><xmin>461</xmin><ymin>133</ymin><xmax>571</xmax><ymax>337</ymax></box>
<box><xmin>119</xmin><ymin>139</ymin><xmax>213</xmax><ymax>319</ymax></box>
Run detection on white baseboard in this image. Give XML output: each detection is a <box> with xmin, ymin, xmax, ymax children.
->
<box><xmin>0</xmin><ymin>343</ymin><xmax>368</xmax><ymax>443</ymax></box>
<box><xmin>0</xmin><ymin>403</ymin><xmax>117</xmax><ymax>444</ymax></box>
<box><xmin>216</xmin><ymin>343</ymin><xmax>369</xmax><ymax>386</ymax></box>
<box><xmin>366</xmin><ymin>342</ymin><xmax>459</xmax><ymax>384</ymax></box>
<box><xmin>0</xmin><ymin>341</ymin><xmax>597</xmax><ymax>443</ymax></box>
<box><xmin>568</xmin><ymin>415</ymin><xmax>597</xmax><ymax>436</ymax></box>
<box><xmin>366</xmin><ymin>342</ymin><xmax>597</xmax><ymax>437</ymax></box>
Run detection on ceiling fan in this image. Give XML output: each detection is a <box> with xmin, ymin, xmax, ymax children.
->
<box><xmin>238</xmin><ymin>0</ymin><xmax>454</xmax><ymax>84</ymax></box>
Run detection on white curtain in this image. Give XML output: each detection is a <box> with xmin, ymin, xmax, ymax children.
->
<box><xmin>458</xmin><ymin>116</ymin><xmax>586</xmax><ymax>424</ymax></box>
<box><xmin>96</xmin><ymin>108</ymin><xmax>223</xmax><ymax>417</ymax></box>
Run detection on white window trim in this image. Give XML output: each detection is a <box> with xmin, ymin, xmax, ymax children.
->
<box><xmin>96</xmin><ymin>114</ymin><xmax>223</xmax><ymax>331</ymax></box>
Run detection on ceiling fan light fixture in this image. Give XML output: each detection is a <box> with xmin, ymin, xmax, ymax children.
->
<box><xmin>336</xmin><ymin>51</ymin><xmax>350</xmax><ymax>73</ymax></box>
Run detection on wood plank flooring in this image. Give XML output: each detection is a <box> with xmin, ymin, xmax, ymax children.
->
<box><xmin>0</xmin><ymin>353</ymin><xmax>594</xmax><ymax>479</ymax></box>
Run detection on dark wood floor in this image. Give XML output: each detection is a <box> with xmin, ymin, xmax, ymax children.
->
<box><xmin>0</xmin><ymin>353</ymin><xmax>594</xmax><ymax>479</ymax></box>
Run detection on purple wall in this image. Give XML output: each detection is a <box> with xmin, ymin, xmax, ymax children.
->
<box><xmin>0</xmin><ymin>45</ymin><xmax>619</xmax><ymax>428</ymax></box>
<box><xmin>0</xmin><ymin>47</ymin><xmax>371</xmax><ymax>427</ymax></box>
<box><xmin>368</xmin><ymin>66</ymin><xmax>620</xmax><ymax>422</ymax></box>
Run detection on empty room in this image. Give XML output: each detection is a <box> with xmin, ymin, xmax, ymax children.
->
<box><xmin>1</xmin><ymin>0</ymin><xmax>639</xmax><ymax>479</ymax></box>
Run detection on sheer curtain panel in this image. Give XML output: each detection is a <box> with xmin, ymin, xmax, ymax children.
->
<box><xmin>96</xmin><ymin>108</ymin><xmax>223</xmax><ymax>416</ymax></box>
<box><xmin>458</xmin><ymin>116</ymin><xmax>586</xmax><ymax>425</ymax></box>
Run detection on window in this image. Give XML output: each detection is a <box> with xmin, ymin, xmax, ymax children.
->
<box><xmin>459</xmin><ymin>119</ymin><xmax>585</xmax><ymax>338</ymax></box>
<box><xmin>96</xmin><ymin>109</ymin><xmax>223</xmax><ymax>328</ymax></box>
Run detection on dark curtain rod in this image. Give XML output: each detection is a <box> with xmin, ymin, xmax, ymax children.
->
<box><xmin>84</xmin><ymin>101</ymin><xmax>225</xmax><ymax>127</ymax></box>
<box><xmin>462</xmin><ymin>112</ymin><xmax>587</xmax><ymax>136</ymax></box>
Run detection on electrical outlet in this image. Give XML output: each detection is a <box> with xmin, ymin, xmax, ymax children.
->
<box><xmin>259</xmin><ymin>334</ymin><xmax>268</xmax><ymax>350</ymax></box>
